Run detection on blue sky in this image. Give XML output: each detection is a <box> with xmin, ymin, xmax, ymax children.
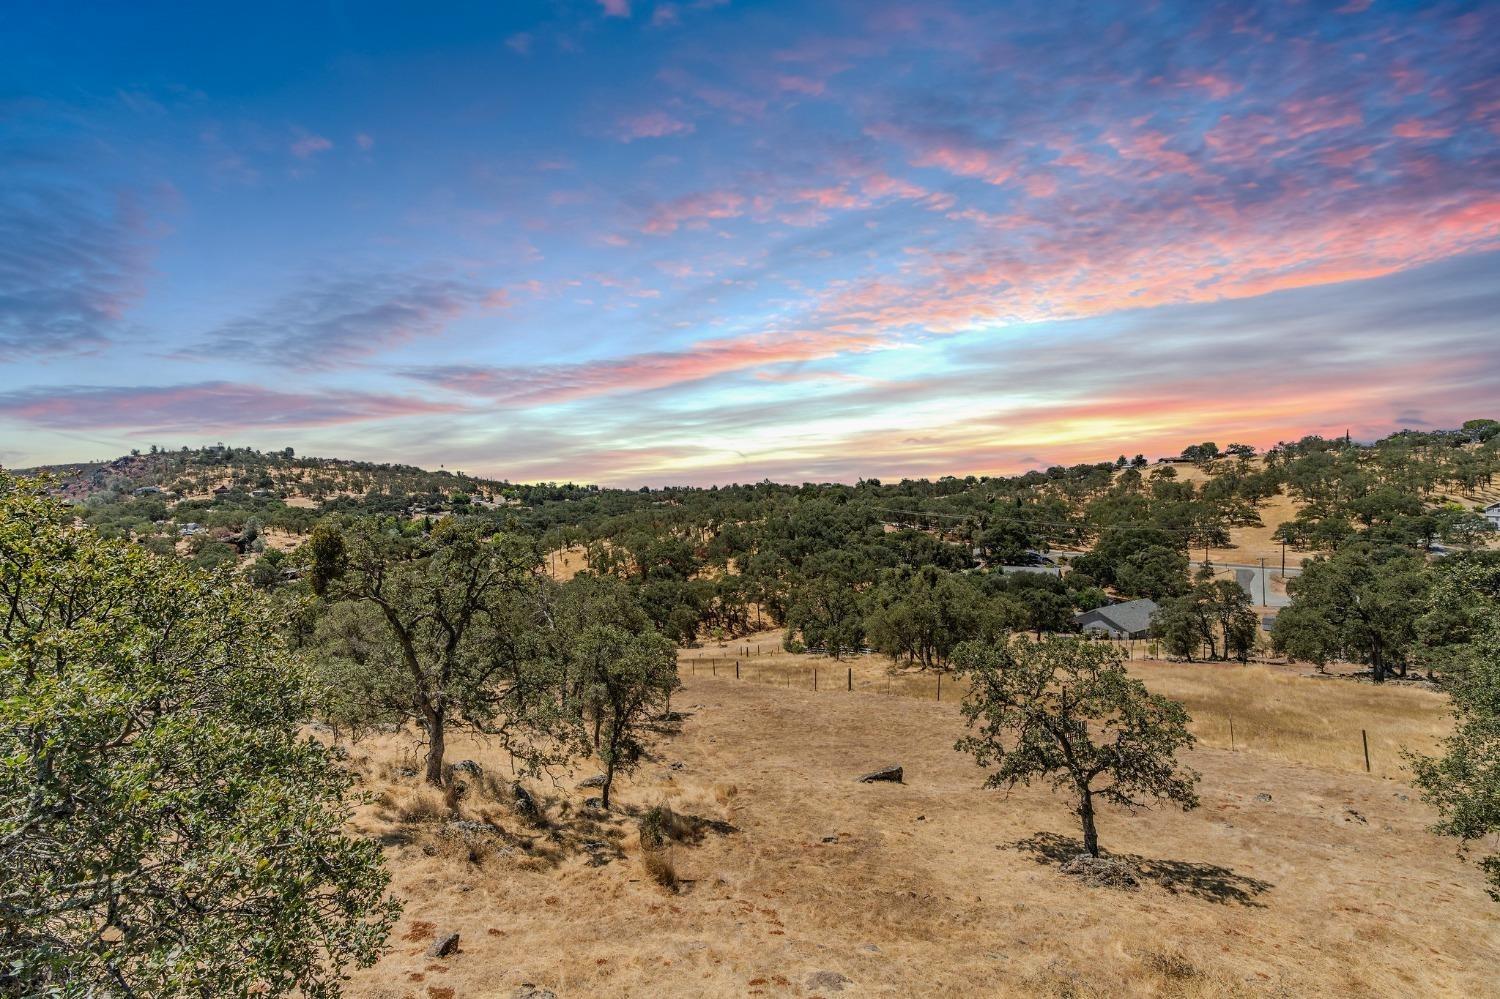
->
<box><xmin>2</xmin><ymin>0</ymin><xmax>1497</xmax><ymax>483</ymax></box>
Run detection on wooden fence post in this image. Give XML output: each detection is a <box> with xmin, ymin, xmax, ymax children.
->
<box><xmin>847</xmin><ymin>667</ymin><xmax>852</xmax><ymax>691</ymax></box>
<box><xmin>1229</xmin><ymin>716</ymin><xmax>1235</xmax><ymax>752</ymax></box>
<box><xmin>735</xmin><ymin>660</ymin><xmax>740</xmax><ymax>679</ymax></box>
<box><xmin>1362</xmin><ymin>729</ymin><xmax>1371</xmax><ymax>773</ymax></box>
<box><xmin>712</xmin><ymin>660</ymin><xmax>716</xmax><ymax>677</ymax></box>
<box><xmin>936</xmin><ymin>674</ymin><xmax>942</xmax><ymax>702</ymax></box>
<box><xmin>814</xmin><ymin>668</ymin><xmax>818</xmax><ymax>692</ymax></box>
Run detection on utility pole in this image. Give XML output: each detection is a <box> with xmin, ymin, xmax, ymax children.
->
<box><xmin>1281</xmin><ymin>540</ymin><xmax>1286</xmax><ymax>577</ymax></box>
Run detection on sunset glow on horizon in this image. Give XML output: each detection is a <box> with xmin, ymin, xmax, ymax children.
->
<box><xmin>2</xmin><ymin>1</ymin><xmax>1497</xmax><ymax>484</ymax></box>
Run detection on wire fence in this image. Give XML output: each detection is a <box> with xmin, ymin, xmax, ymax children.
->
<box><xmin>680</xmin><ymin>641</ymin><xmax>1403</xmax><ymax>779</ymax></box>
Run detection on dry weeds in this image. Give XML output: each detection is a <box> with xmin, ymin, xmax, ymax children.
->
<box><xmin>338</xmin><ymin>644</ymin><xmax>1494</xmax><ymax>998</ymax></box>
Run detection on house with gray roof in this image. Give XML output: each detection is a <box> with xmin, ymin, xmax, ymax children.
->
<box><xmin>1073</xmin><ymin>598</ymin><xmax>1159</xmax><ymax>639</ymax></box>
<box><xmin>1485</xmin><ymin>502</ymin><xmax>1500</xmax><ymax>530</ymax></box>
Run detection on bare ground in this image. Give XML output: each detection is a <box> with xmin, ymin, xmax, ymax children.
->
<box><xmin>342</xmin><ymin>646</ymin><xmax>1495</xmax><ymax>999</ymax></box>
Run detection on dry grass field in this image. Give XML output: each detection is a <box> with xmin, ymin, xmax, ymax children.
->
<box><xmin>339</xmin><ymin>638</ymin><xmax>1493</xmax><ymax>999</ymax></box>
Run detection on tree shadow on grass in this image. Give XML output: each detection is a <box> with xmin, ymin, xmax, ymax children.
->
<box><xmin>1008</xmin><ymin>831</ymin><xmax>1273</xmax><ymax>906</ymax></box>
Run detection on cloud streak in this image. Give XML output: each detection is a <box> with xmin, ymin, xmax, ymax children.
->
<box><xmin>0</xmin><ymin>185</ymin><xmax>153</xmax><ymax>359</ymax></box>
<box><xmin>189</xmin><ymin>273</ymin><xmax>507</xmax><ymax>369</ymax></box>
<box><xmin>0</xmin><ymin>382</ymin><xmax>466</xmax><ymax>432</ymax></box>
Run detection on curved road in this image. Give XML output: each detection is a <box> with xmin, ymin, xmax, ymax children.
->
<box><xmin>1190</xmin><ymin>560</ymin><xmax>1301</xmax><ymax>608</ymax></box>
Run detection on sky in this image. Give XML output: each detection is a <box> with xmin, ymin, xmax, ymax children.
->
<box><xmin>1</xmin><ymin>0</ymin><xmax>1497</xmax><ymax>486</ymax></box>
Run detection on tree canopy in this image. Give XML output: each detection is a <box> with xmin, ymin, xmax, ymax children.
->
<box><xmin>0</xmin><ymin>473</ymin><xmax>397</xmax><ymax>997</ymax></box>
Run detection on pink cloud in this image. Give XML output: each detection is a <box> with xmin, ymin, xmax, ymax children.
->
<box><xmin>776</xmin><ymin>74</ymin><xmax>826</xmax><ymax>96</ymax></box>
<box><xmin>598</xmin><ymin>0</ymin><xmax>631</xmax><ymax>17</ymax></box>
<box><xmin>355</xmin><ymin>133</ymin><xmax>374</xmax><ymax>151</ymax></box>
<box><xmin>1176</xmin><ymin>72</ymin><xmax>1241</xmax><ymax>100</ymax></box>
<box><xmin>1393</xmin><ymin>119</ymin><xmax>1454</xmax><ymax>139</ymax></box>
<box><xmin>290</xmin><ymin>133</ymin><xmax>333</xmax><ymax>158</ymax></box>
<box><xmin>411</xmin><ymin>329</ymin><xmax>885</xmax><ymax>406</ymax></box>
<box><xmin>911</xmin><ymin>143</ymin><xmax>1014</xmax><ymax>186</ymax></box>
<box><xmin>615</xmin><ymin>110</ymin><xmax>695</xmax><ymax>142</ymax></box>
<box><xmin>641</xmin><ymin>189</ymin><xmax>745</xmax><ymax>233</ymax></box>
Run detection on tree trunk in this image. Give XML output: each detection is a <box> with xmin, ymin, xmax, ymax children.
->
<box><xmin>424</xmin><ymin>707</ymin><xmax>447</xmax><ymax>786</ymax></box>
<box><xmin>1371</xmin><ymin>639</ymin><xmax>1386</xmax><ymax>684</ymax></box>
<box><xmin>1078</xmin><ymin>788</ymin><xmax>1100</xmax><ymax>857</ymax></box>
<box><xmin>601</xmin><ymin>754</ymin><xmax>616</xmax><ymax>810</ymax></box>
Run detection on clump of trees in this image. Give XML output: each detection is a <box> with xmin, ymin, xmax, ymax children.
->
<box><xmin>303</xmin><ymin>517</ymin><xmax>681</xmax><ymax>807</ymax></box>
<box><xmin>952</xmin><ymin>636</ymin><xmax>1200</xmax><ymax>857</ymax></box>
<box><xmin>1410</xmin><ymin>553</ymin><xmax>1500</xmax><ymax>898</ymax></box>
<box><xmin>1153</xmin><ymin>566</ymin><xmax>1260</xmax><ymax>662</ymax></box>
<box><xmin>1272</xmin><ymin>542</ymin><xmax>1429</xmax><ymax>681</ymax></box>
<box><xmin>0</xmin><ymin>473</ymin><xmax>398</xmax><ymax>997</ymax></box>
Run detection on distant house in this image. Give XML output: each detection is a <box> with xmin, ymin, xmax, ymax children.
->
<box><xmin>995</xmin><ymin>564</ymin><xmax>1063</xmax><ymax>577</ymax></box>
<box><xmin>178</xmin><ymin>522</ymin><xmax>203</xmax><ymax>536</ymax></box>
<box><xmin>1486</xmin><ymin>502</ymin><xmax>1500</xmax><ymax>530</ymax></box>
<box><xmin>1073</xmin><ymin>598</ymin><xmax>1160</xmax><ymax>639</ymax></box>
<box><xmin>132</xmin><ymin>485</ymin><xmax>162</xmax><ymax>496</ymax></box>
<box><xmin>212</xmin><ymin>484</ymin><xmax>230</xmax><ymax>496</ymax></box>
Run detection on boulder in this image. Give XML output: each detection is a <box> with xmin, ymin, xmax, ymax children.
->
<box><xmin>575</xmin><ymin>774</ymin><xmax>607</xmax><ymax>789</ymax></box>
<box><xmin>450</xmin><ymin>759</ymin><xmax>484</xmax><ymax>777</ymax></box>
<box><xmin>806</xmin><ymin>970</ymin><xmax>852</xmax><ymax>992</ymax></box>
<box><xmin>512</xmin><ymin>986</ymin><xmax>556</xmax><ymax>999</ymax></box>
<box><xmin>857</xmin><ymin>765</ymin><xmax>903</xmax><ymax>783</ymax></box>
<box><xmin>426</xmin><ymin>931</ymin><xmax>460</xmax><ymax>957</ymax></box>
<box><xmin>511</xmin><ymin>781</ymin><xmax>541</xmax><ymax>822</ymax></box>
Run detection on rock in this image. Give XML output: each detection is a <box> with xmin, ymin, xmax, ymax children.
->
<box><xmin>859</xmin><ymin>943</ymin><xmax>880</xmax><ymax>953</ymax></box>
<box><xmin>857</xmin><ymin>765</ymin><xmax>903</xmax><ymax>783</ymax></box>
<box><xmin>1254</xmin><ymin>793</ymin><xmax>1272</xmax><ymax>802</ymax></box>
<box><xmin>583</xmin><ymin>796</ymin><xmax>605</xmax><ymax>809</ymax></box>
<box><xmin>512</xmin><ymin>985</ymin><xmax>556</xmax><ymax>999</ymax></box>
<box><xmin>426</xmin><ymin>931</ymin><xmax>460</xmax><ymax>957</ymax></box>
<box><xmin>821</xmin><ymin>835</ymin><xmax>839</xmax><ymax>844</ymax></box>
<box><xmin>1344</xmin><ymin>808</ymin><xmax>1367</xmax><ymax>824</ymax></box>
<box><xmin>575</xmin><ymin>774</ymin><xmax>607</xmax><ymax>789</ymax></box>
<box><xmin>1059</xmin><ymin>853</ymin><xmax>1138</xmax><ymax>889</ymax></box>
<box><xmin>1393</xmin><ymin>792</ymin><xmax>1409</xmax><ymax>803</ymax></box>
<box><xmin>806</xmin><ymin>970</ymin><xmax>852</xmax><ymax>992</ymax></box>
<box><xmin>511</xmin><ymin>782</ymin><xmax>541</xmax><ymax>822</ymax></box>
<box><xmin>445</xmin><ymin>819</ymin><xmax>495</xmax><ymax>837</ymax></box>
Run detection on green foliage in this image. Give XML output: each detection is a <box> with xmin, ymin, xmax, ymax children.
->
<box><xmin>305</xmin><ymin>517</ymin><xmax>566</xmax><ymax>784</ymax></box>
<box><xmin>863</xmin><ymin>566</ymin><xmax>983</xmax><ymax>669</ymax></box>
<box><xmin>0</xmin><ymin>473</ymin><xmax>397</xmax><ymax>997</ymax></box>
<box><xmin>1073</xmin><ymin>527</ymin><xmax>1189</xmax><ymax>600</ymax></box>
<box><xmin>1272</xmin><ymin>542</ymin><xmax>1429</xmax><ymax>681</ymax></box>
<box><xmin>571</xmin><ymin>624</ymin><xmax>679</xmax><ymax>808</ymax></box>
<box><xmin>1151</xmin><ymin>570</ymin><xmax>1260</xmax><ymax>662</ymax></box>
<box><xmin>784</xmin><ymin>555</ymin><xmax>867</xmax><ymax>658</ymax></box>
<box><xmin>1409</xmin><ymin>553</ymin><xmax>1500</xmax><ymax>900</ymax></box>
<box><xmin>952</xmin><ymin>636</ymin><xmax>1199</xmax><ymax>857</ymax></box>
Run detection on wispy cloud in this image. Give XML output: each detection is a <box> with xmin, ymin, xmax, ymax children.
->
<box><xmin>289</xmin><ymin>132</ymin><xmax>333</xmax><ymax>158</ymax></box>
<box><xmin>407</xmin><ymin>328</ymin><xmax>883</xmax><ymax>405</ymax></box>
<box><xmin>614</xmin><ymin>110</ymin><xmax>695</xmax><ymax>141</ymax></box>
<box><xmin>0</xmin><ymin>185</ymin><xmax>153</xmax><ymax>359</ymax></box>
<box><xmin>188</xmin><ymin>273</ymin><xmax>507</xmax><ymax>368</ymax></box>
<box><xmin>0</xmin><ymin>381</ymin><xmax>466</xmax><ymax>432</ymax></box>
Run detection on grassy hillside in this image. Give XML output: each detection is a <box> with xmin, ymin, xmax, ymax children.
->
<box><xmin>337</xmin><ymin>644</ymin><xmax>1493</xmax><ymax>998</ymax></box>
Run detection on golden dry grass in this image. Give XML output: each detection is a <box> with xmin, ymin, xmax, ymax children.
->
<box><xmin>545</xmin><ymin>545</ymin><xmax>590</xmax><ymax>582</ymax></box>
<box><xmin>339</xmin><ymin>637</ymin><xmax>1493</xmax><ymax>999</ymax></box>
<box><xmin>683</xmin><ymin>632</ymin><xmax>1449</xmax><ymax>780</ymax></box>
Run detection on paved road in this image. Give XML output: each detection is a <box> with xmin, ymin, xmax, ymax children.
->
<box><xmin>1190</xmin><ymin>560</ymin><xmax>1300</xmax><ymax>608</ymax></box>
